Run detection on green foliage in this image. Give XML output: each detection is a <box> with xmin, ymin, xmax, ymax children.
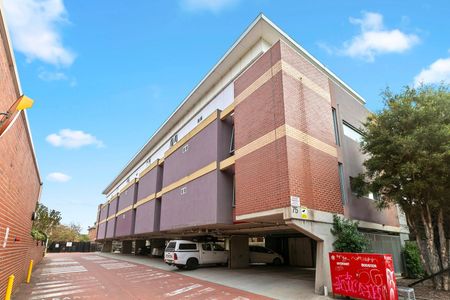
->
<box><xmin>353</xmin><ymin>84</ymin><xmax>450</xmax><ymax>215</ymax></box>
<box><xmin>78</xmin><ymin>234</ymin><xmax>90</xmax><ymax>242</ymax></box>
<box><xmin>353</xmin><ymin>84</ymin><xmax>450</xmax><ymax>289</ymax></box>
<box><xmin>403</xmin><ymin>241</ymin><xmax>425</xmax><ymax>279</ymax></box>
<box><xmin>50</xmin><ymin>223</ymin><xmax>86</xmax><ymax>242</ymax></box>
<box><xmin>331</xmin><ymin>215</ymin><xmax>369</xmax><ymax>253</ymax></box>
<box><xmin>32</xmin><ymin>202</ymin><xmax>62</xmax><ymax>236</ymax></box>
<box><xmin>31</xmin><ymin>228</ymin><xmax>47</xmax><ymax>241</ymax></box>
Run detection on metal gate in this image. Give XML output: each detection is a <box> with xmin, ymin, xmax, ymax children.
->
<box><xmin>364</xmin><ymin>233</ymin><xmax>404</xmax><ymax>274</ymax></box>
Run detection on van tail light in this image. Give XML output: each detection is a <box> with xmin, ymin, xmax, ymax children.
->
<box><xmin>174</xmin><ymin>253</ymin><xmax>178</xmax><ymax>260</ymax></box>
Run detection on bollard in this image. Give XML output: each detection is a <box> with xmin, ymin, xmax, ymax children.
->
<box><xmin>5</xmin><ymin>275</ymin><xmax>14</xmax><ymax>300</ymax></box>
<box><xmin>26</xmin><ymin>260</ymin><xmax>34</xmax><ymax>283</ymax></box>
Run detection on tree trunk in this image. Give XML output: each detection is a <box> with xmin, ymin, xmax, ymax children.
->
<box><xmin>407</xmin><ymin>213</ymin><xmax>432</xmax><ymax>275</ymax></box>
<box><xmin>421</xmin><ymin>206</ymin><xmax>442</xmax><ymax>289</ymax></box>
<box><xmin>437</xmin><ymin>209</ymin><xmax>449</xmax><ymax>291</ymax></box>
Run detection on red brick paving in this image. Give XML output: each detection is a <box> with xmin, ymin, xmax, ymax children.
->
<box><xmin>13</xmin><ymin>253</ymin><xmax>271</xmax><ymax>300</ymax></box>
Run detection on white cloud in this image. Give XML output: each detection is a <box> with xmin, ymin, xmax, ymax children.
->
<box><xmin>47</xmin><ymin>172</ymin><xmax>71</xmax><ymax>182</ymax></box>
<box><xmin>414</xmin><ymin>54</ymin><xmax>450</xmax><ymax>86</ymax></box>
<box><xmin>46</xmin><ymin>129</ymin><xmax>104</xmax><ymax>149</ymax></box>
<box><xmin>38</xmin><ymin>70</ymin><xmax>68</xmax><ymax>81</ymax></box>
<box><xmin>337</xmin><ymin>12</ymin><xmax>419</xmax><ymax>62</ymax></box>
<box><xmin>3</xmin><ymin>0</ymin><xmax>75</xmax><ymax>66</ymax></box>
<box><xmin>180</xmin><ymin>0</ymin><xmax>239</xmax><ymax>13</ymax></box>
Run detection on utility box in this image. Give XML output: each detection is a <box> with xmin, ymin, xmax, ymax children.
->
<box><xmin>329</xmin><ymin>252</ymin><xmax>398</xmax><ymax>300</ymax></box>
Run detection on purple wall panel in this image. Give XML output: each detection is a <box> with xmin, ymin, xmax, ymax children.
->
<box><xmin>108</xmin><ymin>198</ymin><xmax>118</xmax><ymax>217</ymax></box>
<box><xmin>115</xmin><ymin>210</ymin><xmax>134</xmax><ymax>237</ymax></box>
<box><xmin>137</xmin><ymin>167</ymin><xmax>162</xmax><ymax>200</ymax></box>
<box><xmin>105</xmin><ymin>218</ymin><xmax>116</xmax><ymax>238</ymax></box>
<box><xmin>99</xmin><ymin>206</ymin><xmax>108</xmax><ymax>221</ymax></box>
<box><xmin>160</xmin><ymin>172</ymin><xmax>219</xmax><ymax>231</ymax></box>
<box><xmin>163</xmin><ymin>119</ymin><xmax>219</xmax><ymax>187</ymax></box>
<box><xmin>118</xmin><ymin>184</ymin><xmax>136</xmax><ymax>211</ymax></box>
<box><xmin>134</xmin><ymin>200</ymin><xmax>160</xmax><ymax>234</ymax></box>
<box><xmin>97</xmin><ymin>222</ymin><xmax>106</xmax><ymax>240</ymax></box>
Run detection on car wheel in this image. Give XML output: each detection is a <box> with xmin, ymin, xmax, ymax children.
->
<box><xmin>186</xmin><ymin>258</ymin><xmax>199</xmax><ymax>270</ymax></box>
<box><xmin>272</xmin><ymin>258</ymin><xmax>282</xmax><ymax>266</ymax></box>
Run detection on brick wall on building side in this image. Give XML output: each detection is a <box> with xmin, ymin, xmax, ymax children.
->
<box><xmin>0</xmin><ymin>24</ymin><xmax>43</xmax><ymax>298</ymax></box>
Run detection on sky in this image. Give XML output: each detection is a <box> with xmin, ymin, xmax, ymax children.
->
<box><xmin>3</xmin><ymin>0</ymin><xmax>450</xmax><ymax>233</ymax></box>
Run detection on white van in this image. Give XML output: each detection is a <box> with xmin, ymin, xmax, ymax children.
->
<box><xmin>164</xmin><ymin>240</ymin><xmax>228</xmax><ymax>270</ymax></box>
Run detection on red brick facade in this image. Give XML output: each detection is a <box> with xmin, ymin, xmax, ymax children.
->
<box><xmin>0</xmin><ymin>11</ymin><xmax>43</xmax><ymax>298</ymax></box>
<box><xmin>234</xmin><ymin>41</ymin><xmax>343</xmax><ymax>216</ymax></box>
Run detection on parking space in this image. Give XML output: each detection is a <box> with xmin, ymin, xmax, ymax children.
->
<box><xmin>100</xmin><ymin>252</ymin><xmax>326</xmax><ymax>300</ymax></box>
<box><xmin>14</xmin><ymin>253</ymin><xmax>272</xmax><ymax>299</ymax></box>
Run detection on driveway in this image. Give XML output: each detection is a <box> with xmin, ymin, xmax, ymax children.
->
<box><xmin>14</xmin><ymin>253</ymin><xmax>271</xmax><ymax>299</ymax></box>
<box><xmin>99</xmin><ymin>253</ymin><xmax>325</xmax><ymax>300</ymax></box>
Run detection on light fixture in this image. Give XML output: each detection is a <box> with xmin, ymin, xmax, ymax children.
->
<box><xmin>0</xmin><ymin>95</ymin><xmax>34</xmax><ymax>138</ymax></box>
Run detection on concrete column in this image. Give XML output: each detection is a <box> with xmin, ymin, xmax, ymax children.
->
<box><xmin>287</xmin><ymin>219</ymin><xmax>335</xmax><ymax>295</ymax></box>
<box><xmin>122</xmin><ymin>240</ymin><xmax>132</xmax><ymax>254</ymax></box>
<box><xmin>102</xmin><ymin>241</ymin><xmax>112</xmax><ymax>253</ymax></box>
<box><xmin>229</xmin><ymin>235</ymin><xmax>249</xmax><ymax>269</ymax></box>
<box><xmin>135</xmin><ymin>239</ymin><xmax>146</xmax><ymax>255</ymax></box>
<box><xmin>314</xmin><ymin>236</ymin><xmax>334</xmax><ymax>295</ymax></box>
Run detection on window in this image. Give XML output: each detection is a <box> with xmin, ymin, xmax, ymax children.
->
<box><xmin>182</xmin><ymin>144</ymin><xmax>189</xmax><ymax>153</ymax></box>
<box><xmin>232</xmin><ymin>176</ymin><xmax>236</xmax><ymax>207</ymax></box>
<box><xmin>197</xmin><ymin>116</ymin><xmax>203</xmax><ymax>123</ymax></box>
<box><xmin>202</xmin><ymin>243</ymin><xmax>212</xmax><ymax>251</ymax></box>
<box><xmin>332</xmin><ymin>108</ymin><xmax>340</xmax><ymax>145</ymax></box>
<box><xmin>229</xmin><ymin>125</ymin><xmax>235</xmax><ymax>154</ymax></box>
<box><xmin>350</xmin><ymin>177</ymin><xmax>379</xmax><ymax>200</ymax></box>
<box><xmin>212</xmin><ymin>244</ymin><xmax>225</xmax><ymax>251</ymax></box>
<box><xmin>180</xmin><ymin>186</ymin><xmax>187</xmax><ymax>195</ymax></box>
<box><xmin>338</xmin><ymin>163</ymin><xmax>347</xmax><ymax>204</ymax></box>
<box><xmin>165</xmin><ymin>242</ymin><xmax>176</xmax><ymax>251</ymax></box>
<box><xmin>179</xmin><ymin>243</ymin><xmax>197</xmax><ymax>250</ymax></box>
<box><xmin>343</xmin><ymin>122</ymin><xmax>363</xmax><ymax>143</ymax></box>
<box><xmin>170</xmin><ymin>134</ymin><xmax>178</xmax><ymax>146</ymax></box>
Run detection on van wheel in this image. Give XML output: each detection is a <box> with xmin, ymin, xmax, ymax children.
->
<box><xmin>186</xmin><ymin>258</ymin><xmax>199</xmax><ymax>270</ymax></box>
<box><xmin>176</xmin><ymin>265</ymin><xmax>185</xmax><ymax>270</ymax></box>
<box><xmin>272</xmin><ymin>258</ymin><xmax>282</xmax><ymax>266</ymax></box>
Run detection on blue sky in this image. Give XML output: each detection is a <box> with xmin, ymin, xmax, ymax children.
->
<box><xmin>3</xmin><ymin>0</ymin><xmax>450</xmax><ymax>232</ymax></box>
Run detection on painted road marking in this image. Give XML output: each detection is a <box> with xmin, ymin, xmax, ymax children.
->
<box><xmin>164</xmin><ymin>284</ymin><xmax>203</xmax><ymax>297</ymax></box>
<box><xmin>46</xmin><ymin>261</ymin><xmax>80</xmax><ymax>266</ymax></box>
<box><xmin>131</xmin><ymin>274</ymin><xmax>171</xmax><ymax>283</ymax></box>
<box><xmin>92</xmin><ymin>259</ymin><xmax>118</xmax><ymax>264</ymax></box>
<box><xmin>41</xmin><ymin>265</ymin><xmax>87</xmax><ymax>275</ymax></box>
<box><xmin>35</xmin><ymin>280</ymin><xmax>66</xmax><ymax>286</ymax></box>
<box><xmin>99</xmin><ymin>262</ymin><xmax>136</xmax><ymax>269</ymax></box>
<box><xmin>184</xmin><ymin>287</ymin><xmax>215</xmax><ymax>298</ymax></box>
<box><xmin>80</xmin><ymin>255</ymin><xmax>105</xmax><ymax>260</ymax></box>
<box><xmin>49</xmin><ymin>258</ymin><xmax>74</xmax><ymax>262</ymax></box>
<box><xmin>30</xmin><ymin>288</ymin><xmax>88</xmax><ymax>299</ymax></box>
<box><xmin>31</xmin><ymin>282</ymin><xmax>99</xmax><ymax>295</ymax></box>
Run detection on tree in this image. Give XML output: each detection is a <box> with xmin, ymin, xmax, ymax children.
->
<box><xmin>330</xmin><ymin>215</ymin><xmax>369</xmax><ymax>253</ymax></box>
<box><xmin>32</xmin><ymin>203</ymin><xmax>62</xmax><ymax>241</ymax></box>
<box><xmin>352</xmin><ymin>84</ymin><xmax>450</xmax><ymax>290</ymax></box>
<box><xmin>50</xmin><ymin>223</ymin><xmax>86</xmax><ymax>242</ymax></box>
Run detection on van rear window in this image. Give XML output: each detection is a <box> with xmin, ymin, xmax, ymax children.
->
<box><xmin>166</xmin><ymin>242</ymin><xmax>176</xmax><ymax>251</ymax></box>
<box><xmin>178</xmin><ymin>243</ymin><xmax>197</xmax><ymax>250</ymax></box>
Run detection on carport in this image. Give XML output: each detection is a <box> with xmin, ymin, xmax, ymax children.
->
<box><xmin>100</xmin><ymin>251</ymin><xmax>323</xmax><ymax>299</ymax></box>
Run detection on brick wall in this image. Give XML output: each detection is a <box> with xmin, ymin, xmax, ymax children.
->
<box><xmin>234</xmin><ymin>40</ymin><xmax>343</xmax><ymax>216</ymax></box>
<box><xmin>0</xmin><ymin>11</ymin><xmax>43</xmax><ymax>298</ymax></box>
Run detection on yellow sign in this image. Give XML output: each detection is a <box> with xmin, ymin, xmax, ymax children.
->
<box><xmin>16</xmin><ymin>95</ymin><xmax>34</xmax><ymax>111</ymax></box>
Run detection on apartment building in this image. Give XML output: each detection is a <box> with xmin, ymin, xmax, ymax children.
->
<box><xmin>0</xmin><ymin>5</ymin><xmax>43</xmax><ymax>298</ymax></box>
<box><xmin>97</xmin><ymin>15</ymin><xmax>408</xmax><ymax>293</ymax></box>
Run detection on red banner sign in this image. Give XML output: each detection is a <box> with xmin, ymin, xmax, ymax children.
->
<box><xmin>329</xmin><ymin>252</ymin><xmax>397</xmax><ymax>300</ymax></box>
